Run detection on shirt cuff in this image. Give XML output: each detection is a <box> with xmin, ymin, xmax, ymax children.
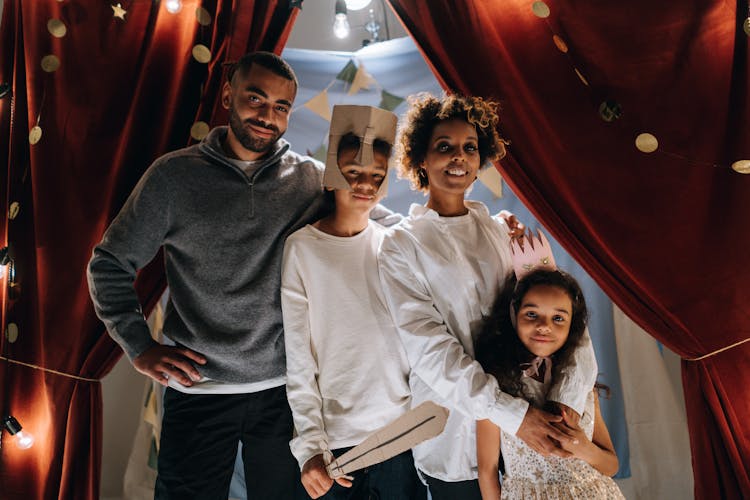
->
<box><xmin>487</xmin><ymin>389</ymin><xmax>530</xmax><ymax>436</ymax></box>
<box><xmin>290</xmin><ymin>432</ymin><xmax>329</xmax><ymax>471</ymax></box>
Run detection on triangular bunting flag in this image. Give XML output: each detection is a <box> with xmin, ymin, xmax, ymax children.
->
<box><xmin>148</xmin><ymin>436</ymin><xmax>159</xmax><ymax>470</ymax></box>
<box><xmin>478</xmin><ymin>165</ymin><xmax>503</xmax><ymax>198</ymax></box>
<box><xmin>336</xmin><ymin>60</ymin><xmax>358</xmax><ymax>83</ymax></box>
<box><xmin>304</xmin><ymin>90</ymin><xmax>332</xmax><ymax>121</ymax></box>
<box><xmin>311</xmin><ymin>143</ymin><xmax>327</xmax><ymax>162</ymax></box>
<box><xmin>378</xmin><ymin>90</ymin><xmax>405</xmax><ymax>111</ymax></box>
<box><xmin>348</xmin><ymin>62</ymin><xmax>376</xmax><ymax>95</ymax></box>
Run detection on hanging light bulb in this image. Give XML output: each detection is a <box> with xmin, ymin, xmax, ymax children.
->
<box><xmin>164</xmin><ymin>0</ymin><xmax>183</xmax><ymax>14</ymax></box>
<box><xmin>2</xmin><ymin>416</ymin><xmax>35</xmax><ymax>450</ymax></box>
<box><xmin>333</xmin><ymin>0</ymin><xmax>351</xmax><ymax>39</ymax></box>
<box><xmin>0</xmin><ymin>246</ymin><xmax>10</xmax><ymax>281</ymax></box>
<box><xmin>333</xmin><ymin>14</ymin><xmax>351</xmax><ymax>39</ymax></box>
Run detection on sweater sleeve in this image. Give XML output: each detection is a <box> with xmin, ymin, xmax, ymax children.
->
<box><xmin>547</xmin><ymin>327</ymin><xmax>598</xmax><ymax>415</ymax></box>
<box><xmin>281</xmin><ymin>240</ymin><xmax>329</xmax><ymax>469</ymax></box>
<box><xmin>86</xmin><ymin>163</ymin><xmax>171</xmax><ymax>361</ymax></box>
<box><xmin>378</xmin><ymin>233</ymin><xmax>530</xmax><ymax>436</ymax></box>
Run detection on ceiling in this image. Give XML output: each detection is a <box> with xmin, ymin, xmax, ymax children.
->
<box><xmin>286</xmin><ymin>0</ymin><xmax>408</xmax><ymax>52</ymax></box>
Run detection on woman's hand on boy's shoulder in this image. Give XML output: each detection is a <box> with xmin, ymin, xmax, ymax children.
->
<box><xmin>497</xmin><ymin>210</ymin><xmax>525</xmax><ymax>241</ymax></box>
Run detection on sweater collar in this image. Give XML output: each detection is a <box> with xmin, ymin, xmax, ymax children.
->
<box><xmin>199</xmin><ymin>126</ymin><xmax>290</xmax><ymax>169</ymax></box>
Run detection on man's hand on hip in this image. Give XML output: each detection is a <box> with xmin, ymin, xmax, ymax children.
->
<box><xmin>133</xmin><ymin>344</ymin><xmax>207</xmax><ymax>387</ymax></box>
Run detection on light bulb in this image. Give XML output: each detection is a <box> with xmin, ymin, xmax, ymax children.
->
<box><xmin>3</xmin><ymin>416</ymin><xmax>34</xmax><ymax>450</ymax></box>
<box><xmin>165</xmin><ymin>0</ymin><xmax>183</xmax><ymax>14</ymax></box>
<box><xmin>333</xmin><ymin>13</ymin><xmax>351</xmax><ymax>39</ymax></box>
<box><xmin>345</xmin><ymin>0</ymin><xmax>372</xmax><ymax>10</ymax></box>
<box><xmin>15</xmin><ymin>430</ymin><xmax>34</xmax><ymax>449</ymax></box>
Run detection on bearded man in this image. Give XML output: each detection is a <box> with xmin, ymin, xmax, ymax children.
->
<box><xmin>88</xmin><ymin>52</ymin><xmax>396</xmax><ymax>499</ymax></box>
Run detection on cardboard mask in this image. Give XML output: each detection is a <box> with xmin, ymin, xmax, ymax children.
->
<box><xmin>323</xmin><ymin>105</ymin><xmax>397</xmax><ymax>196</ymax></box>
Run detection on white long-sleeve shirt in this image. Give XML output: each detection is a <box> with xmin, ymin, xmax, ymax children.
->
<box><xmin>378</xmin><ymin>201</ymin><xmax>597</xmax><ymax>482</ymax></box>
<box><xmin>281</xmin><ymin>221</ymin><xmax>411</xmax><ymax>470</ymax></box>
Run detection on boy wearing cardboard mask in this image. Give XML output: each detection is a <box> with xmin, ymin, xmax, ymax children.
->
<box><xmin>281</xmin><ymin>105</ymin><xmax>424</xmax><ymax>500</ymax></box>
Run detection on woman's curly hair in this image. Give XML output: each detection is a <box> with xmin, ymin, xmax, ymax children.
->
<box><xmin>475</xmin><ymin>269</ymin><xmax>589</xmax><ymax>400</ymax></box>
<box><xmin>395</xmin><ymin>92</ymin><xmax>508</xmax><ymax>192</ymax></box>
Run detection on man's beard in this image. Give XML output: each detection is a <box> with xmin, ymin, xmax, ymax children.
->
<box><xmin>228</xmin><ymin>106</ymin><xmax>283</xmax><ymax>154</ymax></box>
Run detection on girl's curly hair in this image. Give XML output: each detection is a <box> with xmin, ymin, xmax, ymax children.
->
<box><xmin>475</xmin><ymin>269</ymin><xmax>589</xmax><ymax>400</ymax></box>
<box><xmin>395</xmin><ymin>93</ymin><xmax>508</xmax><ymax>193</ymax></box>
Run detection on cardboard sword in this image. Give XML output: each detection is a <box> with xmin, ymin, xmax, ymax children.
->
<box><xmin>326</xmin><ymin>401</ymin><xmax>449</xmax><ymax>479</ymax></box>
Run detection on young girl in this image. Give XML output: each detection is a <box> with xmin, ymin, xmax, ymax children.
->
<box><xmin>475</xmin><ymin>259</ymin><xmax>625</xmax><ymax>499</ymax></box>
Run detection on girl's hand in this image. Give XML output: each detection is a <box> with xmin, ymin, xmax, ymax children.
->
<box><xmin>555</xmin><ymin>393</ymin><xmax>620</xmax><ymax>476</ymax></box>
<box><xmin>553</xmin><ymin>407</ymin><xmax>595</xmax><ymax>462</ymax></box>
<box><xmin>555</xmin><ymin>402</ymin><xmax>581</xmax><ymax>426</ymax></box>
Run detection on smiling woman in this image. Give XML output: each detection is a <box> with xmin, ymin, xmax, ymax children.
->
<box><xmin>378</xmin><ymin>93</ymin><xmax>599</xmax><ymax>499</ymax></box>
<box><xmin>394</xmin><ymin>94</ymin><xmax>506</xmax><ymax>215</ymax></box>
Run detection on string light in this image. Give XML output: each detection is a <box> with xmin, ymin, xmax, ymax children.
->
<box><xmin>164</xmin><ymin>0</ymin><xmax>183</xmax><ymax>14</ymax></box>
<box><xmin>2</xmin><ymin>416</ymin><xmax>35</xmax><ymax>450</ymax></box>
<box><xmin>333</xmin><ymin>0</ymin><xmax>351</xmax><ymax>39</ymax></box>
<box><xmin>0</xmin><ymin>246</ymin><xmax>10</xmax><ymax>280</ymax></box>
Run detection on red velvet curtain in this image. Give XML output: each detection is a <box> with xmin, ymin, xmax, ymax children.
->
<box><xmin>0</xmin><ymin>1</ymin><xmax>298</xmax><ymax>498</ymax></box>
<box><xmin>386</xmin><ymin>1</ymin><xmax>750</xmax><ymax>498</ymax></box>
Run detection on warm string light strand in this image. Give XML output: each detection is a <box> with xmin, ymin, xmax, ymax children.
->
<box><xmin>0</xmin><ymin>56</ymin><xmax>34</xmax><ymax>453</ymax></box>
<box><xmin>0</xmin><ymin>1</ymin><xmax>218</xmax><ymax>452</ymax></box>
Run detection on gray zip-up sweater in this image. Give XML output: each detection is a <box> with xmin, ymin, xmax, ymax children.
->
<box><xmin>88</xmin><ymin>127</ymin><xmax>331</xmax><ymax>383</ymax></box>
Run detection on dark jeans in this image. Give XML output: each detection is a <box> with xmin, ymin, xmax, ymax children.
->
<box><xmin>320</xmin><ymin>448</ymin><xmax>426</xmax><ymax>500</ymax></box>
<box><xmin>423</xmin><ymin>473</ymin><xmax>482</xmax><ymax>500</ymax></box>
<box><xmin>155</xmin><ymin>385</ymin><xmax>303</xmax><ymax>500</ymax></box>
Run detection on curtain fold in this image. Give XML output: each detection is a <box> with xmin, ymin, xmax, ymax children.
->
<box><xmin>386</xmin><ymin>1</ymin><xmax>749</xmax><ymax>498</ymax></box>
<box><xmin>0</xmin><ymin>1</ymin><xmax>298</xmax><ymax>498</ymax></box>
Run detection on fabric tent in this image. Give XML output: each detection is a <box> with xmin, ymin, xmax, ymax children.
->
<box><xmin>1</xmin><ymin>0</ymin><xmax>744</xmax><ymax>498</ymax></box>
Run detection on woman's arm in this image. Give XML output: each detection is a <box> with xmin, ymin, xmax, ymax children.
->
<box><xmin>547</xmin><ymin>328</ymin><xmax>598</xmax><ymax>419</ymax></box>
<box><xmin>556</xmin><ymin>390</ymin><xmax>619</xmax><ymax>476</ymax></box>
<box><xmin>476</xmin><ymin>419</ymin><xmax>502</xmax><ymax>500</ymax></box>
<box><xmin>377</xmin><ymin>233</ymin><xmax>529</xmax><ymax>434</ymax></box>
